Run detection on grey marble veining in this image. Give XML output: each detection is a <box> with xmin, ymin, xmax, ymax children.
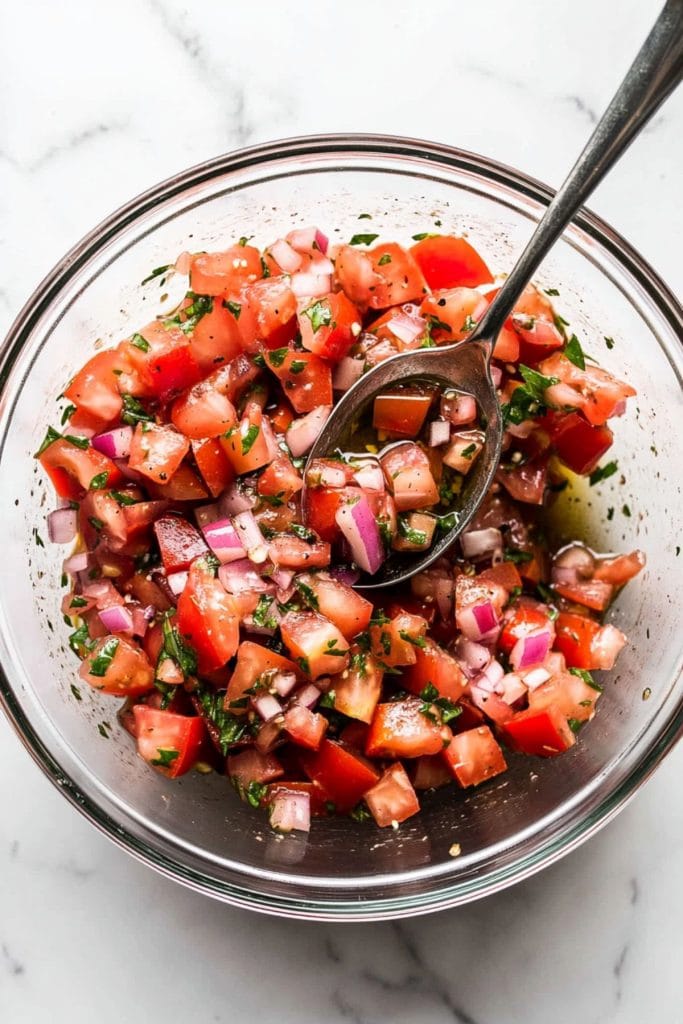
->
<box><xmin>0</xmin><ymin>0</ymin><xmax>681</xmax><ymax>1021</ymax></box>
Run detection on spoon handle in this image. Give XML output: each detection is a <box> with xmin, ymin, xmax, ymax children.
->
<box><xmin>475</xmin><ymin>0</ymin><xmax>683</xmax><ymax>341</ymax></box>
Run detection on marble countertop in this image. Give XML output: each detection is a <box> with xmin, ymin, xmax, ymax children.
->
<box><xmin>1</xmin><ymin>0</ymin><xmax>681</xmax><ymax>1021</ymax></box>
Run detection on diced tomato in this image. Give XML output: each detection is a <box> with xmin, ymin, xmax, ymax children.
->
<box><xmin>128</xmin><ymin>572</ymin><xmax>173</xmax><ymax>613</ymax></box>
<box><xmin>373</xmin><ymin>388</ymin><xmax>434</xmax><ymax>439</ymax></box>
<box><xmin>336</xmin><ymin>242</ymin><xmax>427</xmax><ymax>310</ymax></box>
<box><xmin>64</xmin><ymin>349</ymin><xmax>130</xmax><ymax>425</ymax></box>
<box><xmin>224</xmin><ymin>641</ymin><xmax>301</xmax><ymax>713</ymax></box>
<box><xmin>267</xmin><ymin>400</ymin><xmax>294</xmax><ymax>434</ymax></box>
<box><xmin>380</xmin><ymin>443</ymin><xmax>439</xmax><ymax>512</ymax></box>
<box><xmin>150</xmin><ymin>463</ymin><xmax>208</xmax><ymax>501</ymax></box>
<box><xmin>420</xmin><ymin>287</ymin><xmax>489</xmax><ymax>343</ymax></box>
<box><xmin>593</xmin><ymin>550</ymin><xmax>646</xmax><ymax>586</ymax></box>
<box><xmin>410</xmin><ymin>235</ymin><xmax>493</xmax><ymax>290</ymax></box>
<box><xmin>528</xmin><ymin>671</ymin><xmax>601</xmax><ymax>724</ymax></box>
<box><xmin>257</xmin><ymin>455</ymin><xmax>303</xmax><ymax>502</ymax></box>
<box><xmin>79</xmin><ymin>635</ymin><xmax>155</xmax><ymax>697</ymax></box>
<box><xmin>294</xmin><ymin>573</ymin><xmax>373</xmax><ymax>640</ymax></box>
<box><xmin>153</xmin><ymin>515</ymin><xmax>208</xmax><ymax>574</ymax></box>
<box><xmin>79</xmin><ymin>489</ymin><xmax>131</xmax><ymax>551</ymax></box>
<box><xmin>133</xmin><ymin>706</ymin><xmax>205</xmax><ymax>777</ymax></box>
<box><xmin>189</xmin><ymin>245</ymin><xmax>262</xmax><ymax>296</ymax></box>
<box><xmin>227</xmin><ymin>748</ymin><xmax>284</xmax><ymax>788</ymax></box>
<box><xmin>332</xmin><ymin>647</ymin><xmax>383</xmax><ymax>723</ymax></box>
<box><xmin>128</xmin><ymin>423</ymin><xmax>190</xmax><ymax>485</ymax></box>
<box><xmin>300</xmin><ymin>739</ymin><xmax>379</xmax><ymax>812</ymax></box>
<box><xmin>268</xmin><ymin>535</ymin><xmax>331</xmax><ymax>569</ymax></box>
<box><xmin>39</xmin><ymin>437</ymin><xmax>121</xmax><ymax>497</ymax></box>
<box><xmin>124</xmin><ymin>322</ymin><xmax>201</xmax><ymax>399</ymax></box>
<box><xmin>265</xmin><ymin>781</ymin><xmax>330</xmax><ymax>817</ymax></box>
<box><xmin>402</xmin><ymin>638</ymin><xmax>468</xmax><ymax>702</ymax></box>
<box><xmin>369</xmin><ymin>611</ymin><xmax>427</xmax><ymax>668</ymax></box>
<box><xmin>189</xmin><ymin>298</ymin><xmax>244</xmax><ymax>372</ymax></box>
<box><xmin>503</xmin><ymin>707</ymin><xmax>575</xmax><ymax>757</ymax></box>
<box><xmin>283</xmin><ymin>704</ymin><xmax>328</xmax><ymax>750</ymax></box>
<box><xmin>442</xmin><ymin>430</ymin><xmax>484</xmax><ymax>474</ymax></box>
<box><xmin>177</xmin><ymin>560</ymin><xmax>240</xmax><ymax>673</ymax></box>
<box><xmin>191</xmin><ymin>437</ymin><xmax>234</xmax><ymax>497</ymax></box>
<box><xmin>549</xmin><ymin>412</ymin><xmax>614</xmax><ymax>475</ymax></box>
<box><xmin>554</xmin><ymin>612</ymin><xmax>626</xmax><ymax>670</ymax></box>
<box><xmin>553</xmin><ymin>578</ymin><xmax>614</xmax><ymax>612</ymax></box>
<box><xmin>412</xmin><ymin>753</ymin><xmax>453</xmax><ymax>790</ymax></box>
<box><xmin>303</xmin><ymin>485</ymin><xmax>371</xmax><ymax>544</ymax></box>
<box><xmin>364</xmin><ymin>763</ymin><xmax>420</xmax><ymax>827</ymax></box>
<box><xmin>478</xmin><ymin>561</ymin><xmax>523</xmax><ymax>592</ymax></box>
<box><xmin>171</xmin><ymin>377</ymin><xmax>237</xmax><ymax>439</ymax></box>
<box><xmin>239</xmin><ymin>277</ymin><xmax>297</xmax><ymax>350</ymax></box>
<box><xmin>298</xmin><ymin>292</ymin><xmax>361</xmax><ymax>362</ymax></box>
<box><xmin>455</xmin><ymin>572</ymin><xmax>509</xmax><ymax>627</ymax></box>
<box><xmin>211</xmin><ymin>353</ymin><xmax>262</xmax><ymax>405</ymax></box>
<box><xmin>497</xmin><ymin>455</ymin><xmax>549</xmax><ymax>505</ymax></box>
<box><xmin>265</xmin><ymin>348</ymin><xmax>333</xmax><ymax>413</ymax></box>
<box><xmin>499</xmin><ymin>598</ymin><xmax>555</xmax><ymax>655</ymax></box>
<box><xmin>366</xmin><ymin>699</ymin><xmax>451</xmax><ymax>759</ymax></box>
<box><xmin>442</xmin><ymin>725</ymin><xmax>507</xmax><ymax>786</ymax></box>
<box><xmin>280</xmin><ymin>611</ymin><xmax>350</xmax><ymax>678</ymax></box>
<box><xmin>540</xmin><ymin>352</ymin><xmax>636</xmax><ymax>426</ymax></box>
<box><xmin>221</xmin><ymin>405</ymin><xmax>273</xmax><ymax>475</ymax></box>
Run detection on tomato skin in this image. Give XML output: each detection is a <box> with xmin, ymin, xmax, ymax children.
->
<box><xmin>373</xmin><ymin>391</ymin><xmax>433</xmax><ymax>439</ymax></box>
<box><xmin>366</xmin><ymin>699</ymin><xmax>452</xmax><ymax>759</ymax></box>
<box><xmin>497</xmin><ymin>455</ymin><xmax>549</xmax><ymax>505</ymax></box>
<box><xmin>128</xmin><ymin>423</ymin><xmax>190</xmax><ymax>485</ymax></box>
<box><xmin>336</xmin><ymin>242</ymin><xmax>428</xmax><ymax>310</ymax></box>
<box><xmin>177</xmin><ymin>560</ymin><xmax>240</xmax><ymax>673</ymax></box>
<box><xmin>294</xmin><ymin>573</ymin><xmax>373</xmax><ymax>640</ymax></box>
<box><xmin>221</xmin><ymin>405</ymin><xmax>273</xmax><ymax>475</ymax></box>
<box><xmin>553</xmin><ymin>579</ymin><xmax>613</xmax><ymax>612</ymax></box>
<box><xmin>420</xmin><ymin>287</ymin><xmax>489</xmax><ymax>342</ymax></box>
<box><xmin>149</xmin><ymin>463</ymin><xmax>209</xmax><ymax>502</ymax></box>
<box><xmin>364</xmin><ymin>763</ymin><xmax>420</xmax><ymax>827</ymax></box>
<box><xmin>300</xmin><ymin>739</ymin><xmax>379</xmax><ymax>812</ymax></box>
<box><xmin>227</xmin><ymin>748</ymin><xmax>284</xmax><ymax>788</ymax></box>
<box><xmin>410</xmin><ymin>235</ymin><xmax>493</xmax><ymax>290</ymax></box>
<box><xmin>64</xmin><ymin>349</ymin><xmax>129</xmax><ymax>424</ymax></box>
<box><xmin>503</xmin><ymin>707</ymin><xmax>575</xmax><ymax>757</ymax></box>
<box><xmin>133</xmin><ymin>706</ymin><xmax>205</xmax><ymax>777</ymax></box>
<box><xmin>79</xmin><ymin>635</ymin><xmax>155</xmax><ymax>697</ymax></box>
<box><xmin>369</xmin><ymin>611</ymin><xmax>427</xmax><ymax>668</ymax></box>
<box><xmin>153</xmin><ymin>514</ymin><xmax>208</xmax><ymax>574</ymax></box>
<box><xmin>280</xmin><ymin>611</ymin><xmax>350</xmax><ymax>679</ymax></box>
<box><xmin>477</xmin><ymin>561</ymin><xmax>523</xmax><ymax>593</ymax></box>
<box><xmin>265</xmin><ymin>781</ymin><xmax>331</xmax><ymax>817</ymax></box>
<box><xmin>265</xmin><ymin>348</ymin><xmax>333</xmax><ymax>413</ymax></box>
<box><xmin>191</xmin><ymin>437</ymin><xmax>235</xmax><ymax>497</ymax></box>
<box><xmin>268</xmin><ymin>535</ymin><xmax>331</xmax><ymax>569</ymax></box>
<box><xmin>298</xmin><ymin>292</ymin><xmax>361</xmax><ymax>362</ymax></box>
<box><xmin>442</xmin><ymin>725</ymin><xmax>508</xmax><ymax>786</ymax></box>
<box><xmin>402</xmin><ymin>639</ymin><xmax>468</xmax><ymax>702</ymax></box>
<box><xmin>528</xmin><ymin>671</ymin><xmax>600</xmax><ymax>724</ymax></box>
<box><xmin>499</xmin><ymin>598</ymin><xmax>555</xmax><ymax>655</ymax></box>
<box><xmin>549</xmin><ymin>412</ymin><xmax>614</xmax><ymax>476</ymax></box>
<box><xmin>171</xmin><ymin>377</ymin><xmax>238</xmax><ymax>439</ymax></box>
<box><xmin>593</xmin><ymin>550</ymin><xmax>646</xmax><ymax>586</ymax></box>
<box><xmin>189</xmin><ymin>299</ymin><xmax>244</xmax><ymax>372</ymax></box>
<box><xmin>240</xmin><ymin>277</ymin><xmax>298</xmax><ymax>350</ymax></box>
<box><xmin>257</xmin><ymin>455</ymin><xmax>302</xmax><ymax>501</ymax></box>
<box><xmin>553</xmin><ymin>611</ymin><xmax>600</xmax><ymax>669</ymax></box>
<box><xmin>189</xmin><ymin>245</ymin><xmax>262</xmax><ymax>296</ymax></box>
<box><xmin>224</xmin><ymin>641</ymin><xmax>301</xmax><ymax>713</ymax></box>
<box><xmin>283</xmin><ymin>704</ymin><xmax>328</xmax><ymax>751</ymax></box>
<box><xmin>40</xmin><ymin>438</ymin><xmax>121</xmax><ymax>496</ymax></box>
<box><xmin>380</xmin><ymin>443</ymin><xmax>439</xmax><ymax>512</ymax></box>
<box><xmin>540</xmin><ymin>352</ymin><xmax>636</xmax><ymax>426</ymax></box>
<box><xmin>124</xmin><ymin>322</ymin><xmax>201</xmax><ymax>400</ymax></box>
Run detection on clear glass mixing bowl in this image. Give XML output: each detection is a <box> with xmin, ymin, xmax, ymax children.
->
<box><xmin>0</xmin><ymin>135</ymin><xmax>681</xmax><ymax>921</ymax></box>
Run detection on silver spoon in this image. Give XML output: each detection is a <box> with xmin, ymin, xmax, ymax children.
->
<box><xmin>303</xmin><ymin>0</ymin><xmax>683</xmax><ymax>588</ymax></box>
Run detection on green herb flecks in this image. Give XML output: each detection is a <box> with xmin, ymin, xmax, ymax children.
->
<box><xmin>89</xmin><ymin>471</ymin><xmax>109</xmax><ymax>490</ymax></box>
<box><xmin>88</xmin><ymin>637</ymin><xmax>120</xmax><ymax>678</ymax></box>
<box><xmin>121</xmin><ymin>394</ymin><xmax>154</xmax><ymax>426</ymax></box>
<box><xmin>141</xmin><ymin>265</ymin><xmax>171</xmax><ymax>286</ymax></box>
<box><xmin>349</xmin><ymin>234</ymin><xmax>379</xmax><ymax>246</ymax></box>
<box><xmin>151</xmin><ymin>748</ymin><xmax>179</xmax><ymax>768</ymax></box>
<box><xmin>589</xmin><ymin>461</ymin><xmax>618</xmax><ymax>487</ymax></box>
<box><xmin>502</xmin><ymin>364</ymin><xmax>560</xmax><ymax>426</ymax></box>
<box><xmin>302</xmin><ymin>299</ymin><xmax>332</xmax><ymax>334</ymax></box>
<box><xmin>131</xmin><ymin>333</ymin><xmax>150</xmax><ymax>352</ymax></box>
<box><xmin>563</xmin><ymin>333</ymin><xmax>586</xmax><ymax>370</ymax></box>
<box><xmin>241</xmin><ymin>424</ymin><xmax>260</xmax><ymax>456</ymax></box>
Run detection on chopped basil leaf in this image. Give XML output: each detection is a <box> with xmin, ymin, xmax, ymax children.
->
<box><xmin>502</xmin><ymin>364</ymin><xmax>560</xmax><ymax>425</ymax></box>
<box><xmin>260</xmin><ymin>257</ymin><xmax>271</xmax><ymax>278</ymax></box>
<box><xmin>89</xmin><ymin>471</ymin><xmax>109</xmax><ymax>490</ymax></box>
<box><xmin>569</xmin><ymin>667</ymin><xmax>602</xmax><ymax>692</ymax></box>
<box><xmin>198</xmin><ymin>686</ymin><xmax>247</xmax><ymax>754</ymax></box>
<box><xmin>411</xmin><ymin>232</ymin><xmax>435</xmax><ymax>241</ymax></box>
<box><xmin>622</xmin><ymin>503</ymin><xmax>631</xmax><ymax>517</ymax></box>
<box><xmin>60</xmin><ymin>404</ymin><xmax>77</xmax><ymax>426</ymax></box>
<box><xmin>294</xmin><ymin>579</ymin><xmax>319</xmax><ymax>610</ymax></box>
<box><xmin>397</xmin><ymin>516</ymin><xmax>427</xmax><ymax>546</ymax></box>
<box><xmin>69</xmin><ymin>596</ymin><xmax>88</xmax><ymax>609</ymax></box>
<box><xmin>425</xmin><ymin>314</ymin><xmax>451</xmax><ymax>334</ymax></box>
<box><xmin>399</xmin><ymin>631</ymin><xmax>426</xmax><ymax>648</ymax></box>
<box><xmin>461</xmin><ymin>315</ymin><xmax>477</xmax><ymax>333</ymax></box>
<box><xmin>504</xmin><ymin>547</ymin><xmax>533</xmax><ymax>564</ymax></box>
<box><xmin>121</xmin><ymin>394</ymin><xmax>153</xmax><ymax>426</ymax></box>
<box><xmin>238</xmin><ymin>235</ymin><xmax>253</xmax><ymax>247</ymax></box>
<box><xmin>88</xmin><ymin>637</ymin><xmax>120</xmax><ymax>677</ymax></box>
<box><xmin>241</xmin><ymin>424</ymin><xmax>260</xmax><ymax>455</ymax></box>
<box><xmin>35</xmin><ymin>427</ymin><xmax>62</xmax><ymax>456</ymax></box>
<box><xmin>223</xmin><ymin>299</ymin><xmax>241</xmax><ymax>320</ymax></box>
<box><xmin>87</xmin><ymin>516</ymin><xmax>104</xmax><ymax>531</ymax></box>
<box><xmin>150</xmin><ymin>748</ymin><xmax>179</xmax><ymax>768</ymax></box>
<box><xmin>296</xmin><ymin>656</ymin><xmax>311</xmax><ymax>675</ymax></box>
<box><xmin>244</xmin><ymin>780</ymin><xmax>267</xmax><ymax>807</ymax></box>
<box><xmin>460</xmin><ymin>443</ymin><xmax>476</xmax><ymax>459</ymax></box>
<box><xmin>320</xmin><ymin>690</ymin><xmax>336</xmax><ymax>708</ymax></box>
<box><xmin>302</xmin><ymin>299</ymin><xmax>332</xmax><ymax>333</ymax></box>
<box><xmin>252</xmin><ymin>595</ymin><xmax>278</xmax><ymax>630</ymax></box>
<box><xmin>289</xmin><ymin>360</ymin><xmax>306</xmax><ymax>374</ymax></box>
<box><xmin>33</xmin><ymin>527</ymin><xmax>45</xmax><ymax>548</ymax></box>
<box><xmin>141</xmin><ymin>265</ymin><xmax>171</xmax><ymax>286</ymax></box>
<box><xmin>349</xmin><ymin>801</ymin><xmax>372</xmax><ymax>822</ymax></box>
<box><xmin>69</xmin><ymin>624</ymin><xmax>94</xmax><ymax>656</ymax></box>
<box><xmin>589</xmin><ymin>461</ymin><xmax>618</xmax><ymax>486</ymax></box>
<box><xmin>63</xmin><ymin>434</ymin><xmax>90</xmax><ymax>450</ymax></box>
<box><xmin>291</xmin><ymin>523</ymin><xmax>315</xmax><ymax>542</ymax></box>
<box><xmin>131</xmin><ymin>333</ymin><xmax>150</xmax><ymax>352</ymax></box>
<box><xmin>377</xmin><ymin>253</ymin><xmax>392</xmax><ymax>266</ymax></box>
<box><xmin>70</xmin><ymin>683</ymin><xmax>82</xmax><ymax>701</ymax></box>
<box><xmin>160</xmin><ymin>612</ymin><xmax>198</xmax><ymax>676</ymax></box>
<box><xmin>110</xmin><ymin>490</ymin><xmax>137</xmax><ymax>506</ymax></box>
<box><xmin>178</xmin><ymin>293</ymin><xmax>213</xmax><ymax>334</ymax></box>
<box><xmin>349</xmin><ymin>233</ymin><xmax>379</xmax><ymax>246</ymax></box>
<box><xmin>268</xmin><ymin>347</ymin><xmax>289</xmax><ymax>368</ymax></box>
<box><xmin>357</xmin><ymin>213</ymin><xmax>372</xmax><ymax>220</ymax></box>
<box><xmin>544</xmin><ymin>287</ymin><xmax>560</xmax><ymax>296</ymax></box>
<box><xmin>563</xmin><ymin>333</ymin><xmax>586</xmax><ymax>370</ymax></box>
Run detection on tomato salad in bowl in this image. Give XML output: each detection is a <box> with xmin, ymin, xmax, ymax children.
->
<box><xmin>37</xmin><ymin>225</ymin><xmax>644</xmax><ymax>836</ymax></box>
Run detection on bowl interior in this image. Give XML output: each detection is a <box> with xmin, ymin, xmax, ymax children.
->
<box><xmin>0</xmin><ymin>140</ymin><xmax>681</xmax><ymax>917</ymax></box>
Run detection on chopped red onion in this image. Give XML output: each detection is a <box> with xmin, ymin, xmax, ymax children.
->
<box><xmin>497</xmin><ymin>673</ymin><xmax>528</xmax><ymax>705</ymax></box>
<box><xmin>544</xmin><ymin>651</ymin><xmax>566</xmax><ymax>675</ymax></box>
<box><xmin>333</xmin><ymin>357</ymin><xmax>365</xmax><ymax>392</ymax></box>
<box><xmin>220</xmin><ymin>481</ymin><xmax>256</xmax><ymax>515</ymax></box>
<box><xmin>428</xmin><ymin>420</ymin><xmax>451</xmax><ymax>447</ymax></box>
<box><xmin>131</xmin><ymin>606</ymin><xmax>151</xmax><ymax>638</ymax></box>
<box><xmin>286</xmin><ymin>405</ymin><xmax>332</xmax><ymax>457</ymax></box>
<box><xmin>335</xmin><ymin>494</ymin><xmax>384</xmax><ymax>575</ymax></box>
<box><xmin>114</xmin><ymin>458</ymin><xmax>145</xmax><ymax>483</ymax></box>
<box><xmin>506</xmin><ymin>420</ymin><xmax>536</xmax><ymax>439</ymax></box>
<box><xmin>271</xmin><ymin>568</ymin><xmax>294</xmax><ymax>591</ymax></box>
<box><xmin>314</xmin><ymin>228</ymin><xmax>329</xmax><ymax>255</ymax></box>
<box><xmin>455</xmin><ymin>637</ymin><xmax>491</xmax><ymax>677</ymax></box>
<box><xmin>469</xmin><ymin>685</ymin><xmax>513</xmax><ymax>724</ymax></box>
<box><xmin>460</xmin><ymin>527</ymin><xmax>503</xmax><ymax>562</ymax></box>
<box><xmin>386</xmin><ymin>309</ymin><xmax>426</xmax><ymax>346</ymax></box>
<box><xmin>440</xmin><ymin>391</ymin><xmax>477</xmax><ymax>425</ymax></box>
<box><xmin>245</xmin><ymin>599</ymin><xmax>281</xmax><ymax>636</ymax></box>
<box><xmin>92</xmin><ymin>426</ymin><xmax>133</xmax><ymax>459</ymax></box>
<box><xmin>47</xmin><ymin>508</ymin><xmax>78</xmax><ymax>544</ymax></box>
<box><xmin>272</xmin><ymin>671</ymin><xmax>298</xmax><ymax>698</ymax></box>
<box><xmin>156</xmin><ymin>657</ymin><xmax>184</xmax><ymax>685</ymax></box>
<box><xmin>194</xmin><ymin>503</ymin><xmax>221</xmax><ymax>529</ymax></box>
<box><xmin>64</xmin><ymin>420</ymin><xmax>96</xmax><ymax>439</ymax></box>
<box><xmin>201</xmin><ymin>518</ymin><xmax>246</xmax><ymax>564</ymax></box>
<box><xmin>252</xmin><ymin>693</ymin><xmax>283</xmax><ymax>722</ymax></box>
<box><xmin>474</xmin><ymin>658</ymin><xmax>505</xmax><ymax>693</ymax></box>
<box><xmin>219</xmin><ymin>559</ymin><xmax>274</xmax><ymax>595</ymax></box>
<box><xmin>270</xmin><ymin>791</ymin><xmax>311</xmax><ymax>833</ymax></box>
<box><xmin>326</xmin><ymin>565</ymin><xmax>361</xmax><ymax>587</ymax></box>
<box><xmin>510</xmin><ymin>628</ymin><xmax>552</xmax><ymax>671</ymax></box>
<box><xmin>98</xmin><ymin>604</ymin><xmax>134</xmax><ymax>634</ymax></box>
<box><xmin>457</xmin><ymin>600</ymin><xmax>500</xmax><ymax>642</ymax></box>
<box><xmin>552</xmin><ymin>543</ymin><xmax>595</xmax><ymax>586</ymax></box>
<box><xmin>167</xmin><ymin>570</ymin><xmax>189</xmax><ymax>596</ymax></box>
<box><xmin>286</xmin><ymin>226</ymin><xmax>318</xmax><ymax>253</ymax></box>
<box><xmin>254</xmin><ymin>716</ymin><xmax>285</xmax><ymax>754</ymax></box>
<box><xmin>175</xmin><ymin>251</ymin><xmax>192</xmax><ymax>274</ymax></box>
<box><xmin>276</xmin><ymin>584</ymin><xmax>296</xmax><ymax>604</ymax></box>
<box><xmin>317</xmin><ymin>464</ymin><xmax>348</xmax><ymax>488</ymax></box>
<box><xmin>232</xmin><ymin>510</ymin><xmax>268</xmax><ymax>564</ymax></box>
<box><xmin>269</xmin><ymin>238</ymin><xmax>302</xmax><ymax>273</ymax></box>
<box><xmin>309</xmin><ymin>254</ymin><xmax>334</xmax><ymax>275</ymax></box>
<box><xmin>490</xmin><ymin>365</ymin><xmax>503</xmax><ymax>389</ymax></box>
<box><xmin>260</xmin><ymin>416</ymin><xmax>281</xmax><ymax>461</ymax></box>
<box><xmin>82</xmin><ymin>579</ymin><xmax>122</xmax><ymax>608</ymax></box>
<box><xmin>612</xmin><ymin>399</ymin><xmax>627</xmax><ymax>418</ymax></box>
<box><xmin>290</xmin><ymin>272</ymin><xmax>331</xmax><ymax>298</ymax></box>
<box><xmin>522</xmin><ymin>666</ymin><xmax>551</xmax><ymax>691</ymax></box>
<box><xmin>352</xmin><ymin>461</ymin><xmax>385</xmax><ymax>491</ymax></box>
<box><xmin>294</xmin><ymin>683</ymin><xmax>321</xmax><ymax>709</ymax></box>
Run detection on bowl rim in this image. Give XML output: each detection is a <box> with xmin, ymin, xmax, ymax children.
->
<box><xmin>1</xmin><ymin>132</ymin><xmax>681</xmax><ymax>921</ymax></box>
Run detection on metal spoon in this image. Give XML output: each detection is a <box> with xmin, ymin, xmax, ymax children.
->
<box><xmin>304</xmin><ymin>0</ymin><xmax>683</xmax><ymax>588</ymax></box>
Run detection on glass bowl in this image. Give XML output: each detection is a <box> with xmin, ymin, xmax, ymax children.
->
<box><xmin>0</xmin><ymin>134</ymin><xmax>681</xmax><ymax>921</ymax></box>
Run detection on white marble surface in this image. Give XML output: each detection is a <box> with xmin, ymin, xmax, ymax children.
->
<box><xmin>1</xmin><ymin>0</ymin><xmax>681</xmax><ymax>1020</ymax></box>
